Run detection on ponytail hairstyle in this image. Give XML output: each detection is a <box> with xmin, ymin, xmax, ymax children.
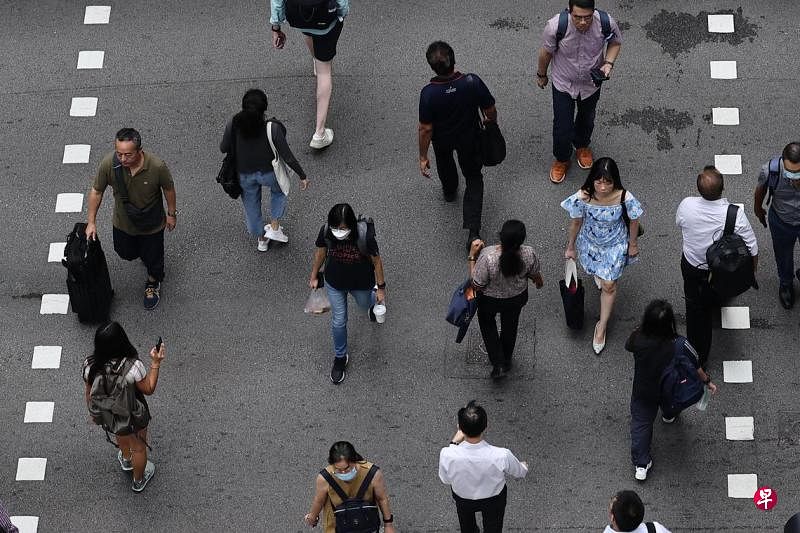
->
<box><xmin>233</xmin><ymin>88</ymin><xmax>268</xmax><ymax>139</ymax></box>
<box><xmin>498</xmin><ymin>219</ymin><xmax>526</xmax><ymax>277</ymax></box>
<box><xmin>328</xmin><ymin>441</ymin><xmax>364</xmax><ymax>464</ymax></box>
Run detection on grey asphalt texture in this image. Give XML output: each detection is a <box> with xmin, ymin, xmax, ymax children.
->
<box><xmin>0</xmin><ymin>1</ymin><xmax>799</xmax><ymax>531</ymax></box>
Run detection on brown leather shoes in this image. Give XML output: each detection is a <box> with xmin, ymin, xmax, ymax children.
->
<box><xmin>549</xmin><ymin>160</ymin><xmax>570</xmax><ymax>183</ymax></box>
<box><xmin>576</xmin><ymin>147</ymin><xmax>594</xmax><ymax>169</ymax></box>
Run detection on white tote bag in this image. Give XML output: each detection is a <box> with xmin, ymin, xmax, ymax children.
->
<box><xmin>266</xmin><ymin>121</ymin><xmax>295</xmax><ymax>196</ymax></box>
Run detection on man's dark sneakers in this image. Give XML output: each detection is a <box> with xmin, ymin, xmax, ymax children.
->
<box><xmin>368</xmin><ymin>306</ymin><xmax>377</xmax><ymax>322</ymax></box>
<box><xmin>490</xmin><ymin>366</ymin><xmax>506</xmax><ymax>379</ymax></box>
<box><xmin>144</xmin><ymin>281</ymin><xmax>160</xmax><ymax>310</ymax></box>
<box><xmin>779</xmin><ymin>285</ymin><xmax>794</xmax><ymax>309</ymax></box>
<box><xmin>330</xmin><ymin>354</ymin><xmax>348</xmax><ymax>384</ymax></box>
<box><xmin>443</xmin><ymin>189</ymin><xmax>458</xmax><ymax>202</ymax></box>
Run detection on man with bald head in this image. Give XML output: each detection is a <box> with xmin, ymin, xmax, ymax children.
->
<box><xmin>675</xmin><ymin>166</ymin><xmax>758</xmax><ymax>368</ymax></box>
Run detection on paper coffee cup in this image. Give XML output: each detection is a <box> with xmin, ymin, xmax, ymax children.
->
<box><xmin>373</xmin><ymin>304</ymin><xmax>386</xmax><ymax>323</ymax></box>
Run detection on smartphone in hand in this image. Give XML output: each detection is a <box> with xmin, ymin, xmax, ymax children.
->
<box><xmin>155</xmin><ymin>336</ymin><xmax>162</xmax><ymax>351</ymax></box>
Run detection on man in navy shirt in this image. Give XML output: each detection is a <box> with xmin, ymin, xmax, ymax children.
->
<box><xmin>418</xmin><ymin>41</ymin><xmax>497</xmax><ymax>250</ymax></box>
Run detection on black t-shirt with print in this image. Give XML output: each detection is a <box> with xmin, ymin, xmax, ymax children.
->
<box><xmin>315</xmin><ymin>226</ymin><xmax>379</xmax><ymax>290</ymax></box>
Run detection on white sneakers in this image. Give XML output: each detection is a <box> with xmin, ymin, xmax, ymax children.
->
<box><xmin>635</xmin><ymin>460</ymin><xmax>652</xmax><ymax>481</ymax></box>
<box><xmin>257</xmin><ymin>239</ymin><xmax>269</xmax><ymax>252</ymax></box>
<box><xmin>264</xmin><ymin>225</ymin><xmax>289</xmax><ymax>243</ymax></box>
<box><xmin>310</xmin><ymin>128</ymin><xmax>334</xmax><ymax>149</ymax></box>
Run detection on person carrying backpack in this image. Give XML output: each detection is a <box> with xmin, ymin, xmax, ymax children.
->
<box><xmin>676</xmin><ymin>166</ymin><xmax>758</xmax><ymax>367</ymax></box>
<box><xmin>753</xmin><ymin>142</ymin><xmax>800</xmax><ymax>309</ymax></box>
<box><xmin>603</xmin><ymin>490</ymin><xmax>671</xmax><ymax>533</ymax></box>
<box><xmin>309</xmin><ymin>203</ymin><xmax>386</xmax><ymax>384</ymax></box>
<box><xmin>270</xmin><ymin>0</ymin><xmax>349</xmax><ymax>149</ymax></box>
<box><xmin>624</xmin><ymin>300</ymin><xmax>716</xmax><ymax>482</ymax></box>
<box><xmin>304</xmin><ymin>441</ymin><xmax>395</xmax><ymax>533</ymax></box>
<box><xmin>82</xmin><ymin>322</ymin><xmax>165</xmax><ymax>493</ymax></box>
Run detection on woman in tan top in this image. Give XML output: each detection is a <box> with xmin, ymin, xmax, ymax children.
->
<box><xmin>469</xmin><ymin>220</ymin><xmax>544</xmax><ymax>380</ymax></box>
<box><xmin>304</xmin><ymin>441</ymin><xmax>395</xmax><ymax>532</ymax></box>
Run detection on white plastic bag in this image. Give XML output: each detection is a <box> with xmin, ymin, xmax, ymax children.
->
<box><xmin>695</xmin><ymin>385</ymin><xmax>710</xmax><ymax>411</ymax></box>
<box><xmin>304</xmin><ymin>288</ymin><xmax>330</xmax><ymax>315</ymax></box>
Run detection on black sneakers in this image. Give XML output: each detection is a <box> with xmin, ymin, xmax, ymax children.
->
<box><xmin>144</xmin><ymin>281</ymin><xmax>160</xmax><ymax>310</ymax></box>
<box><xmin>330</xmin><ymin>354</ymin><xmax>349</xmax><ymax>384</ymax></box>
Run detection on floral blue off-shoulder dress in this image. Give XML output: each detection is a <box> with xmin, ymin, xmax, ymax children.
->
<box><xmin>560</xmin><ymin>191</ymin><xmax>644</xmax><ymax>281</ymax></box>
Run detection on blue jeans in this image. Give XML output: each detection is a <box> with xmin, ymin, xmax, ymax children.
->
<box><xmin>326</xmin><ymin>285</ymin><xmax>375</xmax><ymax>357</ymax></box>
<box><xmin>239</xmin><ymin>170</ymin><xmax>286</xmax><ymax>236</ymax></box>
<box><xmin>768</xmin><ymin>208</ymin><xmax>800</xmax><ymax>288</ymax></box>
<box><xmin>552</xmin><ymin>85</ymin><xmax>601</xmax><ymax>162</ymax></box>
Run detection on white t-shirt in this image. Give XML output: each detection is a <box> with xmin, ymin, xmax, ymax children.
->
<box><xmin>83</xmin><ymin>358</ymin><xmax>147</xmax><ymax>384</ymax></box>
<box><xmin>603</xmin><ymin>522</ymin><xmax>671</xmax><ymax>533</ymax></box>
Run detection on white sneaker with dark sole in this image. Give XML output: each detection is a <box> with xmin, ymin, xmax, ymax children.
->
<box><xmin>310</xmin><ymin>128</ymin><xmax>334</xmax><ymax>149</ymax></box>
<box><xmin>117</xmin><ymin>450</ymin><xmax>133</xmax><ymax>472</ymax></box>
<box><xmin>635</xmin><ymin>460</ymin><xmax>652</xmax><ymax>481</ymax></box>
<box><xmin>132</xmin><ymin>461</ymin><xmax>155</xmax><ymax>492</ymax></box>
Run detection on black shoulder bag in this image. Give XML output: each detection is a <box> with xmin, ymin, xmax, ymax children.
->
<box><xmin>216</xmin><ymin>125</ymin><xmax>242</xmax><ymax>199</ymax></box>
<box><xmin>620</xmin><ymin>189</ymin><xmax>644</xmax><ymax>237</ymax></box>
<box><xmin>112</xmin><ymin>156</ymin><xmax>164</xmax><ymax>231</ymax></box>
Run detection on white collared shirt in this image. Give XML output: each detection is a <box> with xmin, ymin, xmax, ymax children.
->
<box><xmin>438</xmin><ymin>440</ymin><xmax>528</xmax><ymax>500</ymax></box>
<box><xmin>603</xmin><ymin>522</ymin><xmax>671</xmax><ymax>533</ymax></box>
<box><xmin>675</xmin><ymin>196</ymin><xmax>758</xmax><ymax>269</ymax></box>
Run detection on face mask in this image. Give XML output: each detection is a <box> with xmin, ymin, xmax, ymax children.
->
<box><xmin>784</xmin><ymin>169</ymin><xmax>800</xmax><ymax>180</ymax></box>
<box><xmin>331</xmin><ymin>228</ymin><xmax>351</xmax><ymax>240</ymax></box>
<box><xmin>334</xmin><ymin>467</ymin><xmax>357</xmax><ymax>481</ymax></box>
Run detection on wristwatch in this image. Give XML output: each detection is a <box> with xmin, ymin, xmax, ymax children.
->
<box><xmin>376</xmin><ymin>282</ymin><xmax>386</xmax><ymax>289</ymax></box>
<box><xmin>271</xmin><ymin>24</ymin><xmax>281</xmax><ymax>32</ymax></box>
<box><xmin>383</xmin><ymin>514</ymin><xmax>394</xmax><ymax>524</ymax></box>
<box><xmin>536</xmin><ymin>72</ymin><xmax>548</xmax><ymax>79</ymax></box>
<box><xmin>703</xmin><ymin>374</ymin><xmax>712</xmax><ymax>384</ymax></box>
<box><xmin>167</xmin><ymin>210</ymin><xmax>178</xmax><ymax>217</ymax></box>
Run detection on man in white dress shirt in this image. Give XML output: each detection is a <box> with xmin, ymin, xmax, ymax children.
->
<box><xmin>603</xmin><ymin>490</ymin><xmax>671</xmax><ymax>533</ymax></box>
<box><xmin>675</xmin><ymin>166</ymin><xmax>758</xmax><ymax>368</ymax></box>
<box><xmin>438</xmin><ymin>400</ymin><xmax>528</xmax><ymax>533</ymax></box>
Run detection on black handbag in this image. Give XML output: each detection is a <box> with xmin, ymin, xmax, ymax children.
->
<box><xmin>112</xmin><ymin>157</ymin><xmax>165</xmax><ymax>231</ymax></box>
<box><xmin>478</xmin><ymin>110</ymin><xmax>506</xmax><ymax>166</ymax></box>
<box><xmin>216</xmin><ymin>126</ymin><xmax>242</xmax><ymax>199</ymax></box>
<box><xmin>559</xmin><ymin>259</ymin><xmax>584</xmax><ymax>329</ymax></box>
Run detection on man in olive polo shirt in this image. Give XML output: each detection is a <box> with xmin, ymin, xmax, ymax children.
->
<box><xmin>86</xmin><ymin>128</ymin><xmax>177</xmax><ymax>310</ymax></box>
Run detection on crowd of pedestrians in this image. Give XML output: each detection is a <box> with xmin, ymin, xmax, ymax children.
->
<box><xmin>28</xmin><ymin>0</ymin><xmax>791</xmax><ymax>531</ymax></box>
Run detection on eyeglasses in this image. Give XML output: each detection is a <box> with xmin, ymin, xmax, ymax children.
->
<box><xmin>571</xmin><ymin>13</ymin><xmax>594</xmax><ymax>23</ymax></box>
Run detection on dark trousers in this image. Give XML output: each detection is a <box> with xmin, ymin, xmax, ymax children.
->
<box><xmin>768</xmin><ymin>208</ymin><xmax>800</xmax><ymax>288</ymax></box>
<box><xmin>432</xmin><ymin>137</ymin><xmax>484</xmax><ymax>232</ymax></box>
<box><xmin>452</xmin><ymin>486</ymin><xmax>507</xmax><ymax>533</ymax></box>
<box><xmin>552</xmin><ymin>85</ymin><xmax>601</xmax><ymax>162</ymax></box>
<box><xmin>680</xmin><ymin>255</ymin><xmax>712</xmax><ymax>368</ymax></box>
<box><xmin>477</xmin><ymin>291</ymin><xmax>528</xmax><ymax>368</ymax></box>
<box><xmin>630</xmin><ymin>397</ymin><xmax>676</xmax><ymax>467</ymax></box>
<box><xmin>113</xmin><ymin>227</ymin><xmax>165</xmax><ymax>282</ymax></box>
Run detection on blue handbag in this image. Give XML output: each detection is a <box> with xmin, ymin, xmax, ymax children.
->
<box><xmin>446</xmin><ymin>279</ymin><xmax>478</xmax><ymax>343</ymax></box>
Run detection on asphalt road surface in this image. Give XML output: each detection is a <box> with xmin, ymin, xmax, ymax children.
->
<box><xmin>0</xmin><ymin>1</ymin><xmax>798</xmax><ymax>531</ymax></box>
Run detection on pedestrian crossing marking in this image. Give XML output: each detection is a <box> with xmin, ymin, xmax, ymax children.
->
<box><xmin>76</xmin><ymin>51</ymin><xmax>104</xmax><ymax>69</ymax></box>
<box><xmin>710</xmin><ymin>61</ymin><xmax>737</xmax><ymax>79</ymax></box>
<box><xmin>9</xmin><ymin>516</ymin><xmax>39</xmax><ymax>533</ymax></box>
<box><xmin>727</xmin><ymin>474</ymin><xmax>757</xmax><ymax>498</ymax></box>
<box><xmin>714</xmin><ymin>154</ymin><xmax>742</xmax><ymax>175</ymax></box>
<box><xmin>721</xmin><ymin>307</ymin><xmax>750</xmax><ymax>329</ymax></box>
<box><xmin>69</xmin><ymin>97</ymin><xmax>98</xmax><ymax>117</ymax></box>
<box><xmin>723</xmin><ymin>360</ymin><xmax>752</xmax><ymax>383</ymax></box>
<box><xmin>55</xmin><ymin>193</ymin><xmax>83</xmax><ymax>213</ymax></box>
<box><xmin>32</xmin><ymin>346</ymin><xmax>62</xmax><ymax>369</ymax></box>
<box><xmin>707</xmin><ymin>14</ymin><xmax>735</xmax><ymax>33</ymax></box>
<box><xmin>725</xmin><ymin>417</ymin><xmax>754</xmax><ymax>440</ymax></box>
<box><xmin>62</xmin><ymin>144</ymin><xmax>91</xmax><ymax>164</ymax></box>
<box><xmin>84</xmin><ymin>6</ymin><xmax>111</xmax><ymax>24</ymax></box>
<box><xmin>15</xmin><ymin>458</ymin><xmax>47</xmax><ymax>481</ymax></box>
<box><xmin>712</xmin><ymin>107</ymin><xmax>740</xmax><ymax>125</ymax></box>
<box><xmin>40</xmin><ymin>294</ymin><xmax>69</xmax><ymax>314</ymax></box>
<box><xmin>24</xmin><ymin>402</ymin><xmax>54</xmax><ymax>423</ymax></box>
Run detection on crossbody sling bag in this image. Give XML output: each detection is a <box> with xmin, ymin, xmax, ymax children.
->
<box><xmin>112</xmin><ymin>155</ymin><xmax>164</xmax><ymax>231</ymax></box>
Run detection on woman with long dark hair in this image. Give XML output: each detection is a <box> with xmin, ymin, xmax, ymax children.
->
<box><xmin>82</xmin><ymin>322</ymin><xmax>165</xmax><ymax>492</ymax></box>
<box><xmin>561</xmin><ymin>157</ymin><xmax>643</xmax><ymax>354</ymax></box>
<box><xmin>220</xmin><ymin>88</ymin><xmax>309</xmax><ymax>251</ymax></box>
<box><xmin>625</xmin><ymin>300</ymin><xmax>716</xmax><ymax>482</ymax></box>
<box><xmin>304</xmin><ymin>441</ymin><xmax>395</xmax><ymax>532</ymax></box>
<box><xmin>309</xmin><ymin>203</ymin><xmax>386</xmax><ymax>384</ymax></box>
<box><xmin>468</xmin><ymin>220</ymin><xmax>544</xmax><ymax>379</ymax></box>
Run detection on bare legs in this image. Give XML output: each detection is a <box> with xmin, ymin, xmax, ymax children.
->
<box><xmin>594</xmin><ymin>279</ymin><xmax>618</xmax><ymax>344</ymax></box>
<box><xmin>303</xmin><ymin>35</ymin><xmax>333</xmax><ymax>137</ymax></box>
<box><xmin>117</xmin><ymin>427</ymin><xmax>148</xmax><ymax>481</ymax></box>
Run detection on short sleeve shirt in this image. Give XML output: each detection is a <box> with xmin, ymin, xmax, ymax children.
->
<box><xmin>315</xmin><ymin>226</ymin><xmax>379</xmax><ymax>290</ymax></box>
<box><xmin>83</xmin><ymin>357</ymin><xmax>147</xmax><ymax>385</ymax></box>
<box><xmin>472</xmin><ymin>245</ymin><xmax>540</xmax><ymax>299</ymax></box>
<box><xmin>758</xmin><ymin>159</ymin><xmax>800</xmax><ymax>226</ymax></box>
<box><xmin>92</xmin><ymin>151</ymin><xmax>175</xmax><ymax>235</ymax></box>
<box><xmin>419</xmin><ymin>72</ymin><xmax>495</xmax><ymax>144</ymax></box>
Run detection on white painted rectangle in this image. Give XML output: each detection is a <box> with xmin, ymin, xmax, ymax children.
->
<box><xmin>721</xmin><ymin>306</ymin><xmax>750</xmax><ymax>329</ymax></box>
<box><xmin>62</xmin><ymin>144</ymin><xmax>91</xmax><ymax>164</ymax></box>
<box><xmin>708</xmin><ymin>14</ymin><xmax>735</xmax><ymax>33</ymax></box>
<box><xmin>726</xmin><ymin>417</ymin><xmax>754</xmax><ymax>440</ymax></box>
<box><xmin>55</xmin><ymin>193</ymin><xmax>83</xmax><ymax>213</ymax></box>
<box><xmin>724</xmin><ymin>360</ymin><xmax>753</xmax><ymax>383</ymax></box>
<box><xmin>48</xmin><ymin>242</ymin><xmax>66</xmax><ymax>262</ymax></box>
<box><xmin>715</xmin><ymin>154</ymin><xmax>743</xmax><ymax>175</ymax></box>
<box><xmin>40</xmin><ymin>294</ymin><xmax>69</xmax><ymax>314</ymax></box>
<box><xmin>16</xmin><ymin>458</ymin><xmax>47</xmax><ymax>481</ymax></box>
<box><xmin>32</xmin><ymin>346</ymin><xmax>62</xmax><ymax>369</ymax></box>
<box><xmin>24</xmin><ymin>402</ymin><xmax>54</xmax><ymax>423</ymax></box>
<box><xmin>9</xmin><ymin>516</ymin><xmax>39</xmax><ymax>533</ymax></box>
<box><xmin>712</xmin><ymin>107</ymin><xmax>740</xmax><ymax>125</ymax></box>
<box><xmin>710</xmin><ymin>61</ymin><xmax>737</xmax><ymax>79</ymax></box>
<box><xmin>727</xmin><ymin>473</ymin><xmax>758</xmax><ymax>498</ymax></box>
<box><xmin>84</xmin><ymin>6</ymin><xmax>111</xmax><ymax>24</ymax></box>
<box><xmin>77</xmin><ymin>50</ymin><xmax>104</xmax><ymax>69</ymax></box>
<box><xmin>69</xmin><ymin>97</ymin><xmax>98</xmax><ymax>117</ymax></box>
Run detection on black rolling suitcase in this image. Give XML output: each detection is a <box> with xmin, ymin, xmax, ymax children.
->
<box><xmin>62</xmin><ymin>222</ymin><xmax>114</xmax><ymax>323</ymax></box>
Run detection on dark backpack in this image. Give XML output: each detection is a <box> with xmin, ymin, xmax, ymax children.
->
<box><xmin>319</xmin><ymin>465</ymin><xmax>381</xmax><ymax>533</ymax></box>
<box><xmin>556</xmin><ymin>9</ymin><xmax>614</xmax><ymax>48</ymax></box>
<box><xmin>660</xmin><ymin>337</ymin><xmax>704</xmax><ymax>414</ymax></box>
<box><xmin>705</xmin><ymin>204</ymin><xmax>755</xmax><ymax>298</ymax></box>
<box><xmin>88</xmin><ymin>358</ymin><xmax>151</xmax><ymax>439</ymax></box>
<box><xmin>764</xmin><ymin>156</ymin><xmax>781</xmax><ymax>205</ymax></box>
<box><xmin>323</xmin><ymin>216</ymin><xmax>376</xmax><ymax>256</ymax></box>
<box><xmin>285</xmin><ymin>0</ymin><xmax>338</xmax><ymax>31</ymax></box>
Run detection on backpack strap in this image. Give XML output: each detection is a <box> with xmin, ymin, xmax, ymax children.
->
<box><xmin>319</xmin><ymin>469</ymin><xmax>351</xmax><ymax>504</ymax></box>
<box><xmin>355</xmin><ymin>464</ymin><xmax>379</xmax><ymax>500</ymax></box>
<box><xmin>597</xmin><ymin>10</ymin><xmax>613</xmax><ymax>41</ymax></box>
<box><xmin>645</xmin><ymin>522</ymin><xmax>656</xmax><ymax>533</ymax></box>
<box><xmin>766</xmin><ymin>156</ymin><xmax>781</xmax><ymax>205</ymax></box>
<box><xmin>111</xmin><ymin>155</ymin><xmax>131</xmax><ymax>204</ymax></box>
<box><xmin>555</xmin><ymin>9</ymin><xmax>569</xmax><ymax>49</ymax></box>
<box><xmin>723</xmin><ymin>204</ymin><xmax>739</xmax><ymax>236</ymax></box>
